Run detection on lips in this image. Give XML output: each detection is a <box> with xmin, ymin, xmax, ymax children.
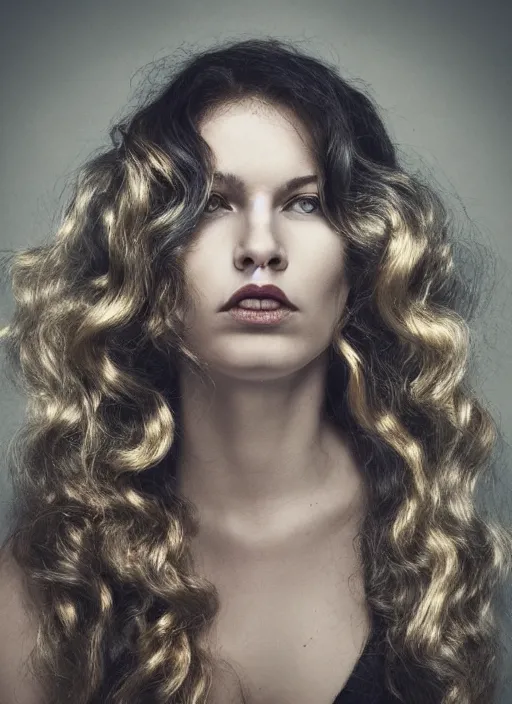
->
<box><xmin>220</xmin><ymin>284</ymin><xmax>298</xmax><ymax>312</ymax></box>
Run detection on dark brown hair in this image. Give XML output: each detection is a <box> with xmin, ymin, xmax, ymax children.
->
<box><xmin>1</xmin><ymin>36</ymin><xmax>510</xmax><ymax>703</ymax></box>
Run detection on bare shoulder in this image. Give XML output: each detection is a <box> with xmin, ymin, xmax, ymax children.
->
<box><xmin>0</xmin><ymin>544</ymin><xmax>44</xmax><ymax>704</ymax></box>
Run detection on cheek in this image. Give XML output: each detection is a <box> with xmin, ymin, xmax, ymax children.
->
<box><xmin>307</xmin><ymin>246</ymin><xmax>347</xmax><ymax>302</ymax></box>
<box><xmin>181</xmin><ymin>264</ymin><xmax>232</xmax><ymax>337</ymax></box>
<box><xmin>183</xmin><ymin>245</ymin><xmax>221</xmax><ymax>300</ymax></box>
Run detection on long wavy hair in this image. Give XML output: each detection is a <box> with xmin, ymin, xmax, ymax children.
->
<box><xmin>0</xmin><ymin>36</ymin><xmax>510</xmax><ymax>704</ymax></box>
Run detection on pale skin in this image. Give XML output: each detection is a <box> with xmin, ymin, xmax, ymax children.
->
<box><xmin>174</xmin><ymin>100</ymin><xmax>371</xmax><ymax>702</ymax></box>
<box><xmin>175</xmin><ymin>98</ymin><xmax>367</xmax><ymax>548</ymax></box>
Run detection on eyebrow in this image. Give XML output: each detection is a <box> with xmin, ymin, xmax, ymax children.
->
<box><xmin>211</xmin><ymin>172</ymin><xmax>318</xmax><ymax>199</ymax></box>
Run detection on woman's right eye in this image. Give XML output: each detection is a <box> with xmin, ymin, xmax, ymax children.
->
<box><xmin>204</xmin><ymin>193</ymin><xmax>230</xmax><ymax>213</ymax></box>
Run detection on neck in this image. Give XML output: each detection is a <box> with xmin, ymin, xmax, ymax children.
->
<box><xmin>174</xmin><ymin>351</ymin><xmax>363</xmax><ymax>538</ymax></box>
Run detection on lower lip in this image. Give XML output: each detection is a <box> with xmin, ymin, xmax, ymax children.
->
<box><xmin>226</xmin><ymin>305</ymin><xmax>294</xmax><ymax>325</ymax></box>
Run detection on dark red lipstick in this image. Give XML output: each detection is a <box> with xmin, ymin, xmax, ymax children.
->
<box><xmin>220</xmin><ymin>284</ymin><xmax>297</xmax><ymax>312</ymax></box>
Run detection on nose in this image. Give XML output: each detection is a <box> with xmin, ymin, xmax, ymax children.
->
<box><xmin>233</xmin><ymin>207</ymin><xmax>288</xmax><ymax>272</ymax></box>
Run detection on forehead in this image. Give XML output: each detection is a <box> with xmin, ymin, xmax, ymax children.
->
<box><xmin>198</xmin><ymin>99</ymin><xmax>317</xmax><ymax>178</ymax></box>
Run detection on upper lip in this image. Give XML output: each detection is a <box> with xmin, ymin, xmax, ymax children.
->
<box><xmin>220</xmin><ymin>284</ymin><xmax>298</xmax><ymax>311</ymax></box>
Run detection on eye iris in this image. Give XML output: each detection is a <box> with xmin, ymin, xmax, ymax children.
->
<box><xmin>206</xmin><ymin>194</ymin><xmax>222</xmax><ymax>212</ymax></box>
<box><xmin>300</xmin><ymin>198</ymin><xmax>315</xmax><ymax>212</ymax></box>
<box><xmin>294</xmin><ymin>196</ymin><xmax>319</xmax><ymax>213</ymax></box>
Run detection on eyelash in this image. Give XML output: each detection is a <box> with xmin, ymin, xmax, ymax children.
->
<box><xmin>204</xmin><ymin>193</ymin><xmax>321</xmax><ymax>215</ymax></box>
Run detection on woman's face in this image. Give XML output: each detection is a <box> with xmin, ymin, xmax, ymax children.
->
<box><xmin>180</xmin><ymin>99</ymin><xmax>349</xmax><ymax>382</ymax></box>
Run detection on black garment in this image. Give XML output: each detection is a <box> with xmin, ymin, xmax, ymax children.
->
<box><xmin>331</xmin><ymin>621</ymin><xmax>401</xmax><ymax>704</ymax></box>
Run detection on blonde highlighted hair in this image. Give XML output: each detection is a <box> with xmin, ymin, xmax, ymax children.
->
<box><xmin>0</xmin><ymin>36</ymin><xmax>511</xmax><ymax>703</ymax></box>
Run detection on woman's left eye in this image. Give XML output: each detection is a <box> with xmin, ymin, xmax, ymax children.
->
<box><xmin>285</xmin><ymin>195</ymin><xmax>321</xmax><ymax>214</ymax></box>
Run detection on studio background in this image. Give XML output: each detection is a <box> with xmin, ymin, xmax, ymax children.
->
<box><xmin>1</xmin><ymin>0</ymin><xmax>511</xmax><ymax>699</ymax></box>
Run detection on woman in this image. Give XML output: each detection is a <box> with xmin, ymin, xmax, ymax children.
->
<box><xmin>0</xmin><ymin>37</ymin><xmax>510</xmax><ymax>704</ymax></box>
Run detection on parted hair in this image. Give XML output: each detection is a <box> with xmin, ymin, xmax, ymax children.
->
<box><xmin>0</xmin><ymin>36</ymin><xmax>511</xmax><ymax>704</ymax></box>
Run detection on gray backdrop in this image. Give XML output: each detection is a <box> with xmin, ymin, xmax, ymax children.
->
<box><xmin>1</xmin><ymin>0</ymin><xmax>511</xmax><ymax>699</ymax></box>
